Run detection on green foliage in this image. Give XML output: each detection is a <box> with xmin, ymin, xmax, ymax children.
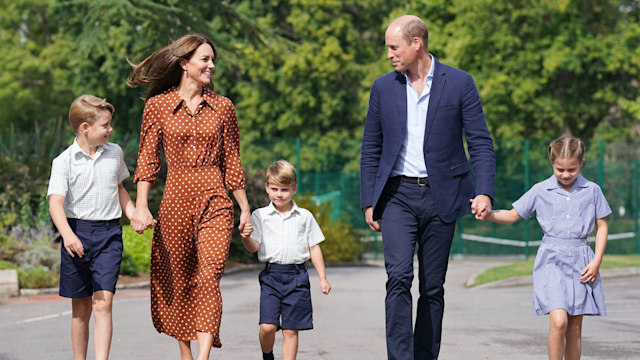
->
<box><xmin>294</xmin><ymin>197</ymin><xmax>363</xmax><ymax>263</ymax></box>
<box><xmin>122</xmin><ymin>225</ymin><xmax>153</xmax><ymax>274</ymax></box>
<box><xmin>119</xmin><ymin>250</ymin><xmax>139</xmax><ymax>276</ymax></box>
<box><xmin>0</xmin><ymin>260</ymin><xmax>17</xmax><ymax>270</ymax></box>
<box><xmin>18</xmin><ymin>265</ymin><xmax>59</xmax><ymax>289</ymax></box>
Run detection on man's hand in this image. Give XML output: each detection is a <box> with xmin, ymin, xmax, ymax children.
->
<box><xmin>364</xmin><ymin>206</ymin><xmax>381</xmax><ymax>232</ymax></box>
<box><xmin>470</xmin><ymin>195</ymin><xmax>492</xmax><ymax>221</ymax></box>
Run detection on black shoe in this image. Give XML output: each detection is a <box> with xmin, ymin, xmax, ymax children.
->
<box><xmin>262</xmin><ymin>352</ymin><xmax>274</xmax><ymax>360</ymax></box>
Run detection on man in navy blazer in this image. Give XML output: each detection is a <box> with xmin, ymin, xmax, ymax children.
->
<box><xmin>360</xmin><ymin>15</ymin><xmax>495</xmax><ymax>360</ymax></box>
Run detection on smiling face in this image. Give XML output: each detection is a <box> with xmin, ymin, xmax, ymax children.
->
<box><xmin>265</xmin><ymin>182</ymin><xmax>297</xmax><ymax>213</ymax></box>
<box><xmin>80</xmin><ymin>112</ymin><xmax>113</xmax><ymax>148</ymax></box>
<box><xmin>182</xmin><ymin>43</ymin><xmax>215</xmax><ymax>86</ymax></box>
<box><xmin>552</xmin><ymin>157</ymin><xmax>583</xmax><ymax>191</ymax></box>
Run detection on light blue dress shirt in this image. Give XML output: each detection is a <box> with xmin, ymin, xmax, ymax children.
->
<box><xmin>391</xmin><ymin>54</ymin><xmax>435</xmax><ymax>177</ymax></box>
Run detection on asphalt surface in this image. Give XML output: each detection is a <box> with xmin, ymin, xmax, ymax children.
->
<box><xmin>1</xmin><ymin>258</ymin><xmax>639</xmax><ymax>359</ymax></box>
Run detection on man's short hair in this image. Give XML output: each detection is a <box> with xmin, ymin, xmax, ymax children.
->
<box><xmin>266</xmin><ymin>160</ymin><xmax>297</xmax><ymax>186</ymax></box>
<box><xmin>68</xmin><ymin>94</ymin><xmax>115</xmax><ymax>134</ymax></box>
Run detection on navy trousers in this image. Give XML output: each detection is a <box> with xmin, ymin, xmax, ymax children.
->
<box><xmin>379</xmin><ymin>178</ymin><xmax>456</xmax><ymax>360</ymax></box>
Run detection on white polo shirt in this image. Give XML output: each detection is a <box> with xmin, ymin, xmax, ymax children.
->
<box><xmin>47</xmin><ymin>139</ymin><xmax>130</xmax><ymax>221</ymax></box>
<box><xmin>251</xmin><ymin>201</ymin><xmax>325</xmax><ymax>264</ymax></box>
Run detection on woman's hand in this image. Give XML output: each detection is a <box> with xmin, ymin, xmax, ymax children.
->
<box><xmin>238</xmin><ymin>210</ymin><xmax>252</xmax><ymax>236</ymax></box>
<box><xmin>131</xmin><ymin>206</ymin><xmax>156</xmax><ymax>234</ymax></box>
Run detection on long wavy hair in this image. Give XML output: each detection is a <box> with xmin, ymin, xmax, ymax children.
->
<box><xmin>127</xmin><ymin>34</ymin><xmax>217</xmax><ymax>100</ymax></box>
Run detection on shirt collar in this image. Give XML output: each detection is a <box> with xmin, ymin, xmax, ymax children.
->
<box><xmin>71</xmin><ymin>138</ymin><xmax>106</xmax><ymax>159</ymax></box>
<box><xmin>167</xmin><ymin>86</ymin><xmax>218</xmax><ymax>113</ymax></box>
<box><xmin>544</xmin><ymin>174</ymin><xmax>589</xmax><ymax>191</ymax></box>
<box><xmin>266</xmin><ymin>200</ymin><xmax>300</xmax><ymax>217</ymax></box>
<box><xmin>402</xmin><ymin>53</ymin><xmax>435</xmax><ymax>83</ymax></box>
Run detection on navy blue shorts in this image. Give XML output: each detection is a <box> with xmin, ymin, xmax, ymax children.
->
<box><xmin>259</xmin><ymin>263</ymin><xmax>313</xmax><ymax>330</ymax></box>
<box><xmin>59</xmin><ymin>219</ymin><xmax>123</xmax><ymax>298</ymax></box>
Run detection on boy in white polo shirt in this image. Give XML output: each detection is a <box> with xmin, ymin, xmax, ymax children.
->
<box><xmin>241</xmin><ymin>159</ymin><xmax>331</xmax><ymax>360</ymax></box>
<box><xmin>47</xmin><ymin>94</ymin><xmax>136</xmax><ymax>360</ymax></box>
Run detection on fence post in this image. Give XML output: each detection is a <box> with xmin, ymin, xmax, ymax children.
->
<box><xmin>634</xmin><ymin>159</ymin><xmax>639</xmax><ymax>255</ymax></box>
<box><xmin>597</xmin><ymin>140</ymin><xmax>605</xmax><ymax>192</ymax></box>
<box><xmin>524</xmin><ymin>139</ymin><xmax>530</xmax><ymax>259</ymax></box>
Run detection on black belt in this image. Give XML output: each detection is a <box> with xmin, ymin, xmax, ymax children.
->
<box><xmin>396</xmin><ymin>175</ymin><xmax>429</xmax><ymax>186</ymax></box>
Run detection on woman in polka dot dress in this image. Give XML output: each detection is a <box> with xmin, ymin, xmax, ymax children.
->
<box><xmin>128</xmin><ymin>34</ymin><xmax>252</xmax><ymax>359</ymax></box>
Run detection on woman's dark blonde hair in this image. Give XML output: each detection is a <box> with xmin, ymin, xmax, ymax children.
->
<box><xmin>266</xmin><ymin>160</ymin><xmax>297</xmax><ymax>186</ymax></box>
<box><xmin>547</xmin><ymin>135</ymin><xmax>586</xmax><ymax>163</ymax></box>
<box><xmin>127</xmin><ymin>34</ymin><xmax>217</xmax><ymax>100</ymax></box>
<box><xmin>68</xmin><ymin>94</ymin><xmax>114</xmax><ymax>134</ymax></box>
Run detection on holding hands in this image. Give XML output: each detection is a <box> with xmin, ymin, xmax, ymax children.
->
<box><xmin>470</xmin><ymin>194</ymin><xmax>492</xmax><ymax>221</ymax></box>
<box><xmin>131</xmin><ymin>206</ymin><xmax>157</xmax><ymax>234</ymax></box>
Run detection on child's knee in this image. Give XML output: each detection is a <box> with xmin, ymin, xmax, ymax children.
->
<box><xmin>260</xmin><ymin>323</ymin><xmax>278</xmax><ymax>336</ymax></box>
<box><xmin>282</xmin><ymin>329</ymin><xmax>298</xmax><ymax>339</ymax></box>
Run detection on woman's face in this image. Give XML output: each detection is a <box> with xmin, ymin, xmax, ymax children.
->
<box><xmin>183</xmin><ymin>43</ymin><xmax>215</xmax><ymax>86</ymax></box>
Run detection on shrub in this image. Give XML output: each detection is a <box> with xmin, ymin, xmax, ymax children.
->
<box><xmin>0</xmin><ymin>260</ymin><xmax>17</xmax><ymax>270</ymax></box>
<box><xmin>122</xmin><ymin>225</ymin><xmax>153</xmax><ymax>274</ymax></box>
<box><xmin>294</xmin><ymin>197</ymin><xmax>363</xmax><ymax>263</ymax></box>
<box><xmin>18</xmin><ymin>265</ymin><xmax>59</xmax><ymax>289</ymax></box>
<box><xmin>119</xmin><ymin>250</ymin><xmax>139</xmax><ymax>276</ymax></box>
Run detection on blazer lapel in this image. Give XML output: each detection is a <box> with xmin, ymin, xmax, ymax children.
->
<box><xmin>394</xmin><ymin>71</ymin><xmax>407</xmax><ymax>141</ymax></box>
<box><xmin>425</xmin><ymin>59</ymin><xmax>445</xmax><ymax>145</ymax></box>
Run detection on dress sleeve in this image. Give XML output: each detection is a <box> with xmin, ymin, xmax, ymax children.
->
<box><xmin>220</xmin><ymin>99</ymin><xmax>246</xmax><ymax>191</ymax></box>
<box><xmin>593</xmin><ymin>185</ymin><xmax>612</xmax><ymax>219</ymax></box>
<box><xmin>133</xmin><ymin>98</ymin><xmax>162</xmax><ymax>184</ymax></box>
<box><xmin>512</xmin><ymin>185</ymin><xmax>538</xmax><ymax>220</ymax></box>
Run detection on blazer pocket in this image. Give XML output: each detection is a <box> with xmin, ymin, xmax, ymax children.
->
<box><xmin>450</xmin><ymin>162</ymin><xmax>471</xmax><ymax>176</ymax></box>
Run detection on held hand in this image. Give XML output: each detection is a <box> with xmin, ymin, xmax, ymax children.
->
<box><xmin>470</xmin><ymin>195</ymin><xmax>492</xmax><ymax>221</ymax></box>
<box><xmin>364</xmin><ymin>207</ymin><xmax>381</xmax><ymax>232</ymax></box>
<box><xmin>131</xmin><ymin>206</ymin><xmax>155</xmax><ymax>234</ymax></box>
<box><xmin>238</xmin><ymin>211</ymin><xmax>252</xmax><ymax>236</ymax></box>
<box><xmin>579</xmin><ymin>260</ymin><xmax>600</xmax><ymax>283</ymax></box>
<box><xmin>63</xmin><ymin>235</ymin><xmax>84</xmax><ymax>258</ymax></box>
<box><xmin>320</xmin><ymin>279</ymin><xmax>331</xmax><ymax>295</ymax></box>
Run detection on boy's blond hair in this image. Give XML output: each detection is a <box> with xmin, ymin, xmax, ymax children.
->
<box><xmin>266</xmin><ymin>160</ymin><xmax>297</xmax><ymax>186</ymax></box>
<box><xmin>68</xmin><ymin>94</ymin><xmax>115</xmax><ymax>134</ymax></box>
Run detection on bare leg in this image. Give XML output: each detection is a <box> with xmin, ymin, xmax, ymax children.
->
<box><xmin>71</xmin><ymin>297</ymin><xmax>92</xmax><ymax>360</ymax></box>
<box><xmin>196</xmin><ymin>332</ymin><xmax>214</xmax><ymax>360</ymax></box>
<box><xmin>260</xmin><ymin>324</ymin><xmax>278</xmax><ymax>354</ymax></box>
<box><xmin>565</xmin><ymin>314</ymin><xmax>583</xmax><ymax>360</ymax></box>
<box><xmin>548</xmin><ymin>309</ymin><xmax>568</xmax><ymax>360</ymax></box>
<box><xmin>178</xmin><ymin>340</ymin><xmax>193</xmax><ymax>360</ymax></box>
<box><xmin>92</xmin><ymin>291</ymin><xmax>114</xmax><ymax>360</ymax></box>
<box><xmin>282</xmin><ymin>329</ymin><xmax>299</xmax><ymax>360</ymax></box>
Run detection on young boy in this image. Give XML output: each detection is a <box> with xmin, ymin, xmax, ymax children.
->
<box><xmin>47</xmin><ymin>94</ymin><xmax>135</xmax><ymax>360</ymax></box>
<box><xmin>241</xmin><ymin>159</ymin><xmax>331</xmax><ymax>360</ymax></box>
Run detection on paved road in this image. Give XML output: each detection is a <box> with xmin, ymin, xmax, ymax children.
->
<box><xmin>1</xmin><ymin>258</ymin><xmax>639</xmax><ymax>359</ymax></box>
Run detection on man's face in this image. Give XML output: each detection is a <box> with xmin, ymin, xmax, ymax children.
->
<box><xmin>385</xmin><ymin>25</ymin><xmax>417</xmax><ymax>72</ymax></box>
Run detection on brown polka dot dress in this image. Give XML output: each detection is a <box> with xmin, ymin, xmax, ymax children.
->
<box><xmin>134</xmin><ymin>86</ymin><xmax>245</xmax><ymax>348</ymax></box>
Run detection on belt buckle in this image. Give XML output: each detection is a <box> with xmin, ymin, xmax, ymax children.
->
<box><xmin>417</xmin><ymin>177</ymin><xmax>428</xmax><ymax>187</ymax></box>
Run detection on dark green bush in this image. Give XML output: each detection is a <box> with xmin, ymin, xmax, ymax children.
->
<box><xmin>119</xmin><ymin>250</ymin><xmax>139</xmax><ymax>276</ymax></box>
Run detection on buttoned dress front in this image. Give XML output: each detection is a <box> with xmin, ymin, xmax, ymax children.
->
<box><xmin>134</xmin><ymin>87</ymin><xmax>245</xmax><ymax>347</ymax></box>
<box><xmin>512</xmin><ymin>174</ymin><xmax>610</xmax><ymax>316</ymax></box>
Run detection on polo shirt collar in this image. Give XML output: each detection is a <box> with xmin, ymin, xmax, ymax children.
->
<box><xmin>545</xmin><ymin>174</ymin><xmax>589</xmax><ymax>191</ymax></box>
<box><xmin>167</xmin><ymin>86</ymin><xmax>218</xmax><ymax>113</ymax></box>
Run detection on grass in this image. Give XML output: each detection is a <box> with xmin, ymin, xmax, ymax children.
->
<box><xmin>471</xmin><ymin>255</ymin><xmax>640</xmax><ymax>286</ymax></box>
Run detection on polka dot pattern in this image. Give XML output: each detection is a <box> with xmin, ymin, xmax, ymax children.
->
<box><xmin>134</xmin><ymin>87</ymin><xmax>246</xmax><ymax>347</ymax></box>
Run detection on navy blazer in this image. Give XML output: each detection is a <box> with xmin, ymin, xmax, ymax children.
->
<box><xmin>360</xmin><ymin>58</ymin><xmax>495</xmax><ymax>223</ymax></box>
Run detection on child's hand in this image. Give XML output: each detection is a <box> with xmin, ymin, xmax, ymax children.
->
<box><xmin>320</xmin><ymin>279</ymin><xmax>331</xmax><ymax>295</ymax></box>
<box><xmin>579</xmin><ymin>260</ymin><xmax>601</xmax><ymax>283</ymax></box>
<box><xmin>470</xmin><ymin>198</ymin><xmax>489</xmax><ymax>221</ymax></box>
<box><xmin>240</xmin><ymin>222</ymin><xmax>253</xmax><ymax>239</ymax></box>
<box><xmin>63</xmin><ymin>235</ymin><xmax>84</xmax><ymax>258</ymax></box>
